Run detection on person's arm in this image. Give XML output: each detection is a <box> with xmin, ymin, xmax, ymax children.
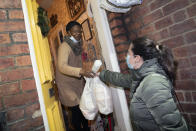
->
<box><xmin>99</xmin><ymin>70</ymin><xmax>135</xmax><ymax>88</ymax></box>
<box><xmin>141</xmin><ymin>76</ymin><xmax>188</xmax><ymax>131</ymax></box>
<box><xmin>57</xmin><ymin>42</ymin><xmax>81</xmax><ymax>77</ymax></box>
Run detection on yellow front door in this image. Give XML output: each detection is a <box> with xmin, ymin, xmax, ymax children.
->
<box><xmin>26</xmin><ymin>0</ymin><xmax>65</xmax><ymax>130</ymax></box>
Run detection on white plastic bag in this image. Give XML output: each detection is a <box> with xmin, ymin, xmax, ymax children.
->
<box><xmin>80</xmin><ymin>77</ymin><xmax>98</xmax><ymax>120</ymax></box>
<box><xmin>93</xmin><ymin>77</ymin><xmax>113</xmax><ymax>115</ymax></box>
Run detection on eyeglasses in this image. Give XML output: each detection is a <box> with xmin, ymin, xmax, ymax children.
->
<box><xmin>71</xmin><ymin>31</ymin><xmax>82</xmax><ymax>35</ymax></box>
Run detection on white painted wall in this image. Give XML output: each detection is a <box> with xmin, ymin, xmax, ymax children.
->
<box><xmin>90</xmin><ymin>0</ymin><xmax>133</xmax><ymax>131</ymax></box>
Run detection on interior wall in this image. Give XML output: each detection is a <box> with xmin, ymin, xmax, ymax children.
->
<box><xmin>47</xmin><ymin>0</ymin><xmax>104</xmax><ymax>71</ymax></box>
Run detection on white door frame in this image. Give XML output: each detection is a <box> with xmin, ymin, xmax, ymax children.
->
<box><xmin>21</xmin><ymin>0</ymin><xmax>49</xmax><ymax>130</ymax></box>
<box><xmin>90</xmin><ymin>0</ymin><xmax>133</xmax><ymax>131</ymax></box>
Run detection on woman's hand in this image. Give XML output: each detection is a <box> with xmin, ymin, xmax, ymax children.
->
<box><xmin>96</xmin><ymin>72</ymin><xmax>100</xmax><ymax>76</ymax></box>
<box><xmin>79</xmin><ymin>69</ymin><xmax>95</xmax><ymax>78</ymax></box>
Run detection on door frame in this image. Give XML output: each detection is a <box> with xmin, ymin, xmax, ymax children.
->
<box><xmin>21</xmin><ymin>0</ymin><xmax>49</xmax><ymax>130</ymax></box>
<box><xmin>90</xmin><ymin>0</ymin><xmax>133</xmax><ymax>131</ymax></box>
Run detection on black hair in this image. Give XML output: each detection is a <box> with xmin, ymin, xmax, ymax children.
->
<box><xmin>66</xmin><ymin>21</ymin><xmax>81</xmax><ymax>33</ymax></box>
<box><xmin>131</xmin><ymin>37</ymin><xmax>177</xmax><ymax>84</ymax></box>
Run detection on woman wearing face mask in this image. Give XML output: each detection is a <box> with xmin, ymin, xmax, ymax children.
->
<box><xmin>98</xmin><ymin>37</ymin><xmax>189</xmax><ymax>131</ymax></box>
<box><xmin>56</xmin><ymin>21</ymin><xmax>94</xmax><ymax>131</ymax></box>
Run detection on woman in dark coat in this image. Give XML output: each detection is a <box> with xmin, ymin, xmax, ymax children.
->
<box><xmin>99</xmin><ymin>37</ymin><xmax>189</xmax><ymax>131</ymax></box>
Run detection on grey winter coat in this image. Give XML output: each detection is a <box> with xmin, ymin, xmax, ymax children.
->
<box><xmin>99</xmin><ymin>58</ymin><xmax>188</xmax><ymax>131</ymax></box>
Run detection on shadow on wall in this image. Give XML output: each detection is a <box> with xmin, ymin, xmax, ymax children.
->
<box><xmin>0</xmin><ymin>112</ymin><xmax>7</xmax><ymax>131</ymax></box>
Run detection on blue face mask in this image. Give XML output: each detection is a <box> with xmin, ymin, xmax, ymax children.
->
<box><xmin>126</xmin><ymin>54</ymin><xmax>134</xmax><ymax>69</ymax></box>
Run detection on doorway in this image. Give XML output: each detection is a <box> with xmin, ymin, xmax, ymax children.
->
<box><xmin>22</xmin><ymin>0</ymin><xmax>132</xmax><ymax>131</ymax></box>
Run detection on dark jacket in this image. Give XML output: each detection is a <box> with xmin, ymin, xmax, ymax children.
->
<box><xmin>99</xmin><ymin>58</ymin><xmax>188</xmax><ymax>131</ymax></box>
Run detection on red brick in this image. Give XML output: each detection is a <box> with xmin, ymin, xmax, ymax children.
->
<box><xmin>175</xmin><ymin>91</ymin><xmax>184</xmax><ymax>101</ymax></box>
<box><xmin>124</xmin><ymin>17</ymin><xmax>131</xmax><ymax>25</ymax></box>
<box><xmin>173</xmin><ymin>10</ymin><xmax>187</xmax><ymax>23</ymax></box>
<box><xmin>185</xmin><ymin>31</ymin><xmax>196</xmax><ymax>44</ymax></box>
<box><xmin>7</xmin><ymin>108</ymin><xmax>24</xmax><ymax>122</ymax></box>
<box><xmin>107</xmin><ymin>13</ymin><xmax>123</xmax><ymax>21</ymax></box>
<box><xmin>16</xmin><ymin>55</ymin><xmax>31</xmax><ymax>66</ymax></box>
<box><xmin>0</xmin><ymin>67</ymin><xmax>33</xmax><ymax>82</ymax></box>
<box><xmin>191</xmin><ymin>56</ymin><xmax>196</xmax><ymax>66</ymax></box>
<box><xmin>150</xmin><ymin>0</ymin><xmax>171</xmax><ymax>11</ymax></box>
<box><xmin>9</xmin><ymin>10</ymin><xmax>24</xmax><ymax>19</ymax></box>
<box><xmin>143</xmin><ymin>9</ymin><xmax>163</xmax><ymax>25</ymax></box>
<box><xmin>138</xmin><ymin>24</ymin><xmax>155</xmax><ymax>37</ymax></box>
<box><xmin>175</xmin><ymin>70</ymin><xmax>181</xmax><ymax>80</ymax></box>
<box><xmin>9</xmin><ymin>117</ymin><xmax>43</xmax><ymax>131</ymax></box>
<box><xmin>163</xmin><ymin>0</ymin><xmax>189</xmax><ymax>16</ymax></box>
<box><xmin>0</xmin><ymin>0</ymin><xmax>22</xmax><ymax>8</ymax></box>
<box><xmin>113</xmin><ymin>35</ymin><xmax>128</xmax><ymax>44</ymax></box>
<box><xmin>117</xmin><ymin>52</ymin><xmax>127</xmax><ymax>62</ymax></box>
<box><xmin>149</xmin><ymin>32</ymin><xmax>161</xmax><ymax>42</ymax></box>
<box><xmin>129</xmin><ymin>32</ymin><xmax>137</xmax><ymax>40</ymax></box>
<box><xmin>12</xmin><ymin>33</ymin><xmax>27</xmax><ymax>42</ymax></box>
<box><xmin>0</xmin><ymin>57</ymin><xmax>14</xmax><ymax>70</ymax></box>
<box><xmin>25</xmin><ymin>103</ymin><xmax>40</xmax><ymax>116</ymax></box>
<box><xmin>179</xmin><ymin>68</ymin><xmax>192</xmax><ymax>80</ymax></box>
<box><xmin>21</xmin><ymin>79</ymin><xmax>36</xmax><ymax>91</ymax></box>
<box><xmin>150</xmin><ymin>29</ymin><xmax>169</xmax><ymax>41</ymax></box>
<box><xmin>187</xmin><ymin>4</ymin><xmax>196</xmax><ymax>17</ymax></box>
<box><xmin>0</xmin><ymin>33</ymin><xmax>11</xmax><ymax>44</ymax></box>
<box><xmin>169</xmin><ymin>19</ymin><xmax>196</xmax><ymax>36</ymax></box>
<box><xmin>0</xmin><ymin>82</ymin><xmax>20</xmax><ymax>96</ymax></box>
<box><xmin>175</xmin><ymin>80</ymin><xmax>196</xmax><ymax>90</ymax></box>
<box><xmin>0</xmin><ymin>44</ymin><xmax>29</xmax><ymax>57</ymax></box>
<box><xmin>29</xmin><ymin>116</ymin><xmax>43</xmax><ymax>128</ymax></box>
<box><xmin>0</xmin><ymin>21</ymin><xmax>25</xmax><ymax>32</ymax></box>
<box><xmin>189</xmin><ymin>67</ymin><xmax>196</xmax><ymax>79</ymax></box>
<box><xmin>111</xmin><ymin>27</ymin><xmax>126</xmax><ymax>36</ymax></box>
<box><xmin>3</xmin><ymin>91</ymin><xmax>38</xmax><ymax>108</ymax></box>
<box><xmin>161</xmin><ymin>36</ymin><xmax>184</xmax><ymax>48</ymax></box>
<box><xmin>0</xmin><ymin>10</ymin><xmax>7</xmax><ymax>20</ymax></box>
<box><xmin>128</xmin><ymin>20</ymin><xmax>143</xmax><ymax>32</ymax></box>
<box><xmin>173</xmin><ymin>46</ymin><xmax>189</xmax><ymax>58</ymax></box>
<box><xmin>110</xmin><ymin>19</ymin><xmax>123</xmax><ymax>29</ymax></box>
<box><xmin>37</xmin><ymin>127</ymin><xmax>45</xmax><ymax>131</ymax></box>
<box><xmin>190</xmin><ymin>114</ymin><xmax>196</xmax><ymax>125</ymax></box>
<box><xmin>115</xmin><ymin>44</ymin><xmax>129</xmax><ymax>53</ymax></box>
<box><xmin>181</xmin><ymin>103</ymin><xmax>196</xmax><ymax>113</ymax></box>
<box><xmin>132</xmin><ymin>6</ymin><xmax>150</xmax><ymax>20</ymax></box>
<box><xmin>188</xmin><ymin>44</ymin><xmax>196</xmax><ymax>56</ymax></box>
<box><xmin>193</xmin><ymin>92</ymin><xmax>196</xmax><ymax>102</ymax></box>
<box><xmin>185</xmin><ymin>92</ymin><xmax>192</xmax><ymax>102</ymax></box>
<box><xmin>155</xmin><ymin>16</ymin><xmax>173</xmax><ymax>30</ymax></box>
<box><xmin>176</xmin><ymin>58</ymin><xmax>191</xmax><ymax>68</ymax></box>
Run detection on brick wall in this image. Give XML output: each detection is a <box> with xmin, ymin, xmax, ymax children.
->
<box><xmin>0</xmin><ymin>0</ymin><xmax>44</xmax><ymax>130</ymax></box>
<box><xmin>107</xmin><ymin>0</ymin><xmax>196</xmax><ymax>129</ymax></box>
